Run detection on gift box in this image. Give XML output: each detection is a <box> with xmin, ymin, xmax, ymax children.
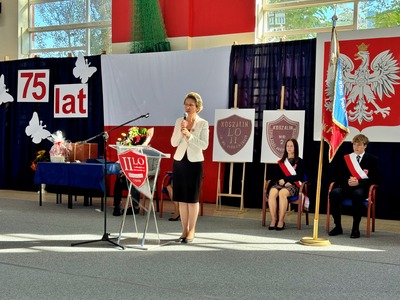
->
<box><xmin>48</xmin><ymin>131</ymin><xmax>72</xmax><ymax>163</ymax></box>
<box><xmin>50</xmin><ymin>155</ymin><xmax>66</xmax><ymax>162</ymax></box>
<box><xmin>68</xmin><ymin>143</ymin><xmax>98</xmax><ymax>162</ymax></box>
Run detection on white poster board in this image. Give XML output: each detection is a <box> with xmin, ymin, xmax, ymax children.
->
<box><xmin>213</xmin><ymin>109</ymin><xmax>255</xmax><ymax>162</ymax></box>
<box><xmin>261</xmin><ymin>110</ymin><xmax>305</xmax><ymax>163</ymax></box>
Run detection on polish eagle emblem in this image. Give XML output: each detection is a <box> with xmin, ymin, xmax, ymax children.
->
<box><xmin>334</xmin><ymin>43</ymin><xmax>400</xmax><ymax>125</ymax></box>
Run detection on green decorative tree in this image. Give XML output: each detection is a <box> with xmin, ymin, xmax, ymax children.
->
<box><xmin>130</xmin><ymin>0</ymin><xmax>171</xmax><ymax>53</ymax></box>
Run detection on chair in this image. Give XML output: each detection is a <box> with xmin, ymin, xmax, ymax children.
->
<box><xmin>159</xmin><ymin>171</ymin><xmax>204</xmax><ymax>218</ymax></box>
<box><xmin>261</xmin><ymin>178</ymin><xmax>309</xmax><ymax>230</ymax></box>
<box><xmin>159</xmin><ymin>171</ymin><xmax>173</xmax><ymax>218</ymax></box>
<box><xmin>326</xmin><ymin>182</ymin><xmax>378</xmax><ymax>238</ymax></box>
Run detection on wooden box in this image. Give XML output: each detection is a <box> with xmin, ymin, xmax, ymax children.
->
<box><xmin>68</xmin><ymin>143</ymin><xmax>98</xmax><ymax>162</ymax></box>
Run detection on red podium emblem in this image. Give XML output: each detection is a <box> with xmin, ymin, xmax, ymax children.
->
<box><xmin>118</xmin><ymin>150</ymin><xmax>148</xmax><ymax>189</ymax></box>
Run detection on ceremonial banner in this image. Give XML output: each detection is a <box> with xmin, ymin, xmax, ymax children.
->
<box><xmin>322</xmin><ymin>24</ymin><xmax>349</xmax><ymax>162</ymax></box>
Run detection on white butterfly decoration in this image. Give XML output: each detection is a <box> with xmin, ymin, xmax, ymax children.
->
<box><xmin>72</xmin><ymin>53</ymin><xmax>97</xmax><ymax>84</ymax></box>
<box><xmin>0</xmin><ymin>74</ymin><xmax>14</xmax><ymax>105</ymax></box>
<box><xmin>25</xmin><ymin>112</ymin><xmax>51</xmax><ymax>144</ymax></box>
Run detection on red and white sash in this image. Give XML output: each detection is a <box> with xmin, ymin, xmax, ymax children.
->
<box><xmin>278</xmin><ymin>158</ymin><xmax>309</xmax><ymax>210</ymax></box>
<box><xmin>278</xmin><ymin>158</ymin><xmax>301</xmax><ymax>188</ymax></box>
<box><xmin>344</xmin><ymin>153</ymin><xmax>368</xmax><ymax>180</ymax></box>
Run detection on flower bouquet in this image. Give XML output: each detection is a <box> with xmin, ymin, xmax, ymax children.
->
<box><xmin>117</xmin><ymin>126</ymin><xmax>154</xmax><ymax>146</ymax></box>
<box><xmin>30</xmin><ymin>150</ymin><xmax>49</xmax><ymax>171</ymax></box>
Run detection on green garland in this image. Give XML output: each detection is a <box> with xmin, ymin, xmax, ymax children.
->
<box><xmin>130</xmin><ymin>0</ymin><xmax>171</xmax><ymax>53</ymax></box>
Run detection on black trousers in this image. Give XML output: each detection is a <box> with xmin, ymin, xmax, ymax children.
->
<box><xmin>329</xmin><ymin>186</ymin><xmax>368</xmax><ymax>229</ymax></box>
<box><xmin>113</xmin><ymin>175</ymin><xmax>140</xmax><ymax>207</ymax></box>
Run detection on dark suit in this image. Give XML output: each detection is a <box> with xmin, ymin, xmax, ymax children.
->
<box><xmin>329</xmin><ymin>152</ymin><xmax>380</xmax><ymax>229</ymax></box>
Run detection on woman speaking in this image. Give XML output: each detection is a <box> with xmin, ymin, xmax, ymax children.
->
<box><xmin>170</xmin><ymin>92</ymin><xmax>209</xmax><ymax>243</ymax></box>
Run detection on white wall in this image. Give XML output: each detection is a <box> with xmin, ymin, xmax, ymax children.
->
<box><xmin>0</xmin><ymin>0</ymin><xmax>29</xmax><ymax>61</ymax></box>
<box><xmin>0</xmin><ymin>0</ymin><xmax>18</xmax><ymax>60</ymax></box>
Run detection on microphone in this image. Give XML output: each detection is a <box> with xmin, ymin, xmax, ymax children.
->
<box><xmin>141</xmin><ymin>113</ymin><xmax>150</xmax><ymax>119</ymax></box>
<box><xmin>183</xmin><ymin>112</ymin><xmax>188</xmax><ymax>120</ymax></box>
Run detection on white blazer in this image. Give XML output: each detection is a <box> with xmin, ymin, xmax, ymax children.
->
<box><xmin>171</xmin><ymin>115</ymin><xmax>209</xmax><ymax>162</ymax></box>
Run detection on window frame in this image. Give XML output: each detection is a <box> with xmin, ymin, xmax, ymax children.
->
<box><xmin>257</xmin><ymin>0</ymin><xmax>398</xmax><ymax>43</ymax></box>
<box><xmin>27</xmin><ymin>0</ymin><xmax>111</xmax><ymax>57</ymax></box>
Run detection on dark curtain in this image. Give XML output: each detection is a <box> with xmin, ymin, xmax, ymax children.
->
<box><xmin>228</xmin><ymin>40</ymin><xmax>400</xmax><ymax>220</ymax></box>
<box><xmin>0</xmin><ymin>56</ymin><xmax>104</xmax><ymax>191</ymax></box>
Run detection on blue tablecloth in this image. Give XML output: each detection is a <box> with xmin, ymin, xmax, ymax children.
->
<box><xmin>35</xmin><ymin>162</ymin><xmax>105</xmax><ymax>191</ymax></box>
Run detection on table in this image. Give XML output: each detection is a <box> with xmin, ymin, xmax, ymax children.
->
<box><xmin>34</xmin><ymin>162</ymin><xmax>109</xmax><ymax>208</ymax></box>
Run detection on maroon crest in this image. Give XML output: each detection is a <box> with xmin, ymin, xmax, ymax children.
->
<box><xmin>266</xmin><ymin>115</ymin><xmax>299</xmax><ymax>158</ymax></box>
<box><xmin>216</xmin><ymin>114</ymin><xmax>253</xmax><ymax>155</ymax></box>
<box><xmin>117</xmin><ymin>150</ymin><xmax>148</xmax><ymax>189</ymax></box>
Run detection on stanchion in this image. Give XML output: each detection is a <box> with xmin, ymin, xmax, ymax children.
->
<box><xmin>300</xmin><ymin>220</ymin><xmax>331</xmax><ymax>246</ymax></box>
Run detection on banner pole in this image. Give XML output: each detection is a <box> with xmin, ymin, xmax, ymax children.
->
<box><xmin>300</xmin><ymin>139</ymin><xmax>331</xmax><ymax>246</ymax></box>
<box><xmin>280</xmin><ymin>86</ymin><xmax>285</xmax><ymax>110</ymax></box>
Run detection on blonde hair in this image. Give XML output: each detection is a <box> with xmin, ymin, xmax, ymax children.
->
<box><xmin>184</xmin><ymin>92</ymin><xmax>204</xmax><ymax>113</ymax></box>
<box><xmin>352</xmin><ymin>134</ymin><xmax>369</xmax><ymax>145</ymax></box>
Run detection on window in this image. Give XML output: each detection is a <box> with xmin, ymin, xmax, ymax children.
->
<box><xmin>28</xmin><ymin>0</ymin><xmax>111</xmax><ymax>57</ymax></box>
<box><xmin>257</xmin><ymin>0</ymin><xmax>400</xmax><ymax>43</ymax></box>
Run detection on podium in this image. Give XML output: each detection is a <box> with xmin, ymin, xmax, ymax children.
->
<box><xmin>110</xmin><ymin>145</ymin><xmax>170</xmax><ymax>249</ymax></box>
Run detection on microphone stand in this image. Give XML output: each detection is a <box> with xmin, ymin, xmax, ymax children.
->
<box><xmin>71</xmin><ymin>113</ymin><xmax>150</xmax><ymax>249</ymax></box>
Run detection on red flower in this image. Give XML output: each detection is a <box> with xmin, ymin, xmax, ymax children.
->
<box><xmin>133</xmin><ymin>135</ymin><xmax>141</xmax><ymax>144</ymax></box>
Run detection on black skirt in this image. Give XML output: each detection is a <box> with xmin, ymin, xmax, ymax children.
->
<box><xmin>173</xmin><ymin>153</ymin><xmax>203</xmax><ymax>203</ymax></box>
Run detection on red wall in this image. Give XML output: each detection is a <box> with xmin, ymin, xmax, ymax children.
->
<box><xmin>112</xmin><ymin>0</ymin><xmax>255</xmax><ymax>43</ymax></box>
<box><xmin>112</xmin><ymin>0</ymin><xmax>132</xmax><ymax>43</ymax></box>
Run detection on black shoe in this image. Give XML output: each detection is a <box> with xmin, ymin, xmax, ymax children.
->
<box><xmin>177</xmin><ymin>236</ymin><xmax>186</xmax><ymax>242</ymax></box>
<box><xmin>275</xmin><ymin>222</ymin><xmax>285</xmax><ymax>231</ymax></box>
<box><xmin>113</xmin><ymin>207</ymin><xmax>121</xmax><ymax>216</ymax></box>
<box><xmin>350</xmin><ymin>229</ymin><xmax>360</xmax><ymax>238</ymax></box>
<box><xmin>181</xmin><ymin>237</ymin><xmax>194</xmax><ymax>243</ymax></box>
<box><xmin>328</xmin><ymin>226</ymin><xmax>343</xmax><ymax>236</ymax></box>
<box><xmin>125</xmin><ymin>206</ymin><xmax>140</xmax><ymax>215</ymax></box>
<box><xmin>168</xmin><ymin>215</ymin><xmax>180</xmax><ymax>221</ymax></box>
<box><xmin>268</xmin><ymin>221</ymin><xmax>277</xmax><ymax>230</ymax></box>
